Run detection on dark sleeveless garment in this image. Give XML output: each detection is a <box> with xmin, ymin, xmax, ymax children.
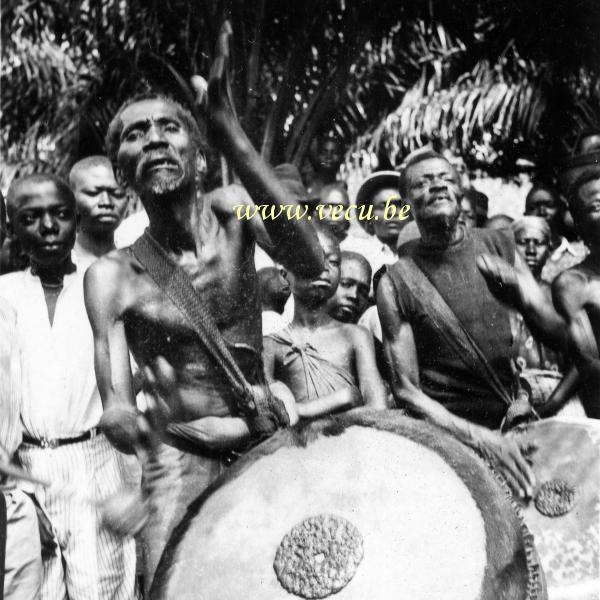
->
<box><xmin>390</xmin><ymin>227</ymin><xmax>515</xmax><ymax>428</ymax></box>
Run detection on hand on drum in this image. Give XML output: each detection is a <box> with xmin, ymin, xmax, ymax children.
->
<box><xmin>472</xmin><ymin>426</ymin><xmax>536</xmax><ymax>499</ymax></box>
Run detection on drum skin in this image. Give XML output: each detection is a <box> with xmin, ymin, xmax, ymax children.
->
<box><xmin>151</xmin><ymin>410</ymin><xmax>544</xmax><ymax>600</ymax></box>
<box><xmin>510</xmin><ymin>418</ymin><xmax>600</xmax><ymax>600</ymax></box>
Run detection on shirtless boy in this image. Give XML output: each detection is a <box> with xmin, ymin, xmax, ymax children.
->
<box><xmin>264</xmin><ymin>227</ymin><xmax>387</xmax><ymax>420</ymax></box>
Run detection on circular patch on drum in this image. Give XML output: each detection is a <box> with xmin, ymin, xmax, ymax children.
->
<box><xmin>534</xmin><ymin>479</ymin><xmax>577</xmax><ymax>517</ymax></box>
<box><xmin>273</xmin><ymin>514</ymin><xmax>364</xmax><ymax>599</ymax></box>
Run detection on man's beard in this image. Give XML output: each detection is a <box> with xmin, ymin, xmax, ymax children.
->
<box><xmin>134</xmin><ymin>153</ymin><xmax>189</xmax><ymax>197</ymax></box>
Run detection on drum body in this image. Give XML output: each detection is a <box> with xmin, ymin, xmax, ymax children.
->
<box><xmin>511</xmin><ymin>418</ymin><xmax>600</xmax><ymax>600</ymax></box>
<box><xmin>151</xmin><ymin>410</ymin><xmax>544</xmax><ymax>600</ymax></box>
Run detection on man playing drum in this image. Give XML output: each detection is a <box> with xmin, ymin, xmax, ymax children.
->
<box><xmin>85</xmin><ymin>22</ymin><xmax>323</xmax><ymax>589</ymax></box>
<box><xmin>479</xmin><ymin>166</ymin><xmax>600</xmax><ymax>419</ymax></box>
<box><xmin>377</xmin><ymin>150</ymin><xmax>542</xmax><ymax>499</ymax></box>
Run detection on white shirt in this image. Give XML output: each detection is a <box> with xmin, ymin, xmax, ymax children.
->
<box><xmin>0</xmin><ymin>268</ymin><xmax>101</xmax><ymax>439</ymax></box>
<box><xmin>0</xmin><ymin>298</ymin><xmax>22</xmax><ymax>457</ymax></box>
<box><xmin>114</xmin><ymin>210</ymin><xmax>149</xmax><ymax>248</ymax></box>
<box><xmin>341</xmin><ymin>233</ymin><xmax>397</xmax><ymax>280</ymax></box>
<box><xmin>262</xmin><ymin>310</ymin><xmax>287</xmax><ymax>336</ymax></box>
<box><xmin>358</xmin><ymin>304</ymin><xmax>382</xmax><ymax>343</ymax></box>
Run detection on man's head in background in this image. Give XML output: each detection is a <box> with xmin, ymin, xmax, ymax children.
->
<box><xmin>69</xmin><ymin>156</ymin><xmax>129</xmax><ymax>238</ymax></box>
<box><xmin>524</xmin><ymin>183</ymin><xmax>562</xmax><ymax>226</ymax></box>
<box><xmin>567</xmin><ymin>167</ymin><xmax>600</xmax><ymax>248</ymax></box>
<box><xmin>308</xmin><ymin>133</ymin><xmax>344</xmax><ymax>180</ymax></box>
<box><xmin>316</xmin><ymin>184</ymin><xmax>350</xmax><ymax>242</ymax></box>
<box><xmin>257</xmin><ymin>266</ymin><xmax>291</xmax><ymax>315</ymax></box>
<box><xmin>512</xmin><ymin>216</ymin><xmax>551</xmax><ymax>280</ymax></box>
<box><xmin>6</xmin><ymin>174</ymin><xmax>77</xmax><ymax>269</ymax></box>
<box><xmin>459</xmin><ymin>194</ymin><xmax>477</xmax><ymax>230</ymax></box>
<box><xmin>326</xmin><ymin>251</ymin><xmax>371</xmax><ymax>323</ymax></box>
<box><xmin>356</xmin><ymin>170</ymin><xmax>405</xmax><ymax>248</ymax></box>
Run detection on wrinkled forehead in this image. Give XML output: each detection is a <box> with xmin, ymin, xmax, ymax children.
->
<box><xmin>408</xmin><ymin>157</ymin><xmax>455</xmax><ymax>181</ymax></box>
<box><xmin>119</xmin><ymin>99</ymin><xmax>185</xmax><ymax>132</ymax></box>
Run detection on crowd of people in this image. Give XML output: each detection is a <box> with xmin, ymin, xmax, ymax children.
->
<box><xmin>1</xmin><ymin>27</ymin><xmax>600</xmax><ymax>600</ymax></box>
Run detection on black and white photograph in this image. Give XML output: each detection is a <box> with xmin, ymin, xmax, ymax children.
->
<box><xmin>1</xmin><ymin>1</ymin><xmax>599</xmax><ymax>598</ymax></box>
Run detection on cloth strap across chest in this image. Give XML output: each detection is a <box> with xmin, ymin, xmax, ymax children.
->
<box><xmin>131</xmin><ymin>231</ymin><xmax>259</xmax><ymax>419</ymax></box>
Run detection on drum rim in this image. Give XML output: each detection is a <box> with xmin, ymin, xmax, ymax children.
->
<box><xmin>150</xmin><ymin>409</ymin><xmax>543</xmax><ymax>600</ymax></box>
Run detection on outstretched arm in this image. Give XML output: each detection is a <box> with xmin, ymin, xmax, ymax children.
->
<box><xmin>194</xmin><ymin>22</ymin><xmax>324</xmax><ymax>278</ymax></box>
<box><xmin>84</xmin><ymin>259</ymin><xmax>138</xmax><ymax>453</ymax></box>
<box><xmin>477</xmin><ymin>252</ymin><xmax>568</xmax><ymax>350</ymax></box>
<box><xmin>377</xmin><ymin>274</ymin><xmax>535</xmax><ymax>498</ymax></box>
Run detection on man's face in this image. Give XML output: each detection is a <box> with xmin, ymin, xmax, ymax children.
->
<box><xmin>319</xmin><ymin>187</ymin><xmax>350</xmax><ymax>241</ymax></box>
<box><xmin>326</xmin><ymin>259</ymin><xmax>371</xmax><ymax>323</ymax></box>
<box><xmin>116</xmin><ymin>99</ymin><xmax>197</xmax><ymax>198</ymax></box>
<box><xmin>406</xmin><ymin>158</ymin><xmax>461</xmax><ymax>231</ymax></box>
<box><xmin>73</xmin><ymin>164</ymin><xmax>128</xmax><ymax>235</ymax></box>
<box><xmin>287</xmin><ymin>231</ymin><xmax>341</xmax><ymax>306</ymax></box>
<box><xmin>573</xmin><ymin>177</ymin><xmax>600</xmax><ymax>245</ymax></box>
<box><xmin>514</xmin><ymin>226</ymin><xmax>550</xmax><ymax>278</ymax></box>
<box><xmin>315</xmin><ymin>139</ymin><xmax>342</xmax><ymax>174</ymax></box>
<box><xmin>525</xmin><ymin>190</ymin><xmax>559</xmax><ymax>223</ymax></box>
<box><xmin>371</xmin><ymin>188</ymin><xmax>405</xmax><ymax>245</ymax></box>
<box><xmin>11</xmin><ymin>182</ymin><xmax>76</xmax><ymax>267</ymax></box>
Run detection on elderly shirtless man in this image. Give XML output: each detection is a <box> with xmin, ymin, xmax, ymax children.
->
<box><xmin>84</xmin><ymin>24</ymin><xmax>323</xmax><ymax>590</ymax></box>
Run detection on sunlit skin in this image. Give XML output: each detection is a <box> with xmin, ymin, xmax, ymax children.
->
<box><xmin>514</xmin><ymin>227</ymin><xmax>550</xmax><ymax>280</ymax></box>
<box><xmin>8</xmin><ymin>179</ymin><xmax>77</xmax><ymax>324</ymax></box>
<box><xmin>72</xmin><ymin>164</ymin><xmax>128</xmax><ymax>236</ymax></box>
<box><xmin>326</xmin><ymin>257</ymin><xmax>371</xmax><ymax>324</ymax></box>
<box><xmin>405</xmin><ymin>157</ymin><xmax>462</xmax><ymax>247</ymax></box>
<box><xmin>85</xmin><ymin>34</ymin><xmax>324</xmax><ymax>457</ymax></box>
<box><xmin>264</xmin><ymin>230</ymin><xmax>387</xmax><ymax>418</ymax></box>
<box><xmin>378</xmin><ymin>155</ymin><xmax>538</xmax><ymax>498</ymax></box>
<box><xmin>551</xmin><ymin>176</ymin><xmax>600</xmax><ymax>417</ymax></box>
<box><xmin>9</xmin><ymin>181</ymin><xmax>76</xmax><ymax>269</ymax></box>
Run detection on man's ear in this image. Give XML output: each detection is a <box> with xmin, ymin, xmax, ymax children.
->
<box><xmin>6</xmin><ymin>221</ymin><xmax>14</xmax><ymax>238</ymax></box>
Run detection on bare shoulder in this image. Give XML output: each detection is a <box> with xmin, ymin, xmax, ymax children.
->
<box><xmin>552</xmin><ymin>266</ymin><xmax>590</xmax><ymax>313</ymax></box>
<box><xmin>338</xmin><ymin>322</ymin><xmax>372</xmax><ymax>346</ymax></box>
<box><xmin>205</xmin><ymin>183</ymin><xmax>252</xmax><ymax>216</ymax></box>
<box><xmin>84</xmin><ymin>248</ymin><xmax>137</xmax><ymax>308</ymax></box>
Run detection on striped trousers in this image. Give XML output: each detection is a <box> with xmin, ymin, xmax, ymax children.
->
<box><xmin>18</xmin><ymin>433</ymin><xmax>139</xmax><ymax>600</ymax></box>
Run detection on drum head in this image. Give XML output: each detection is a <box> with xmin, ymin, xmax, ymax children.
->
<box><xmin>511</xmin><ymin>418</ymin><xmax>600</xmax><ymax>600</ymax></box>
<box><xmin>151</xmin><ymin>411</ymin><xmax>542</xmax><ymax>600</ymax></box>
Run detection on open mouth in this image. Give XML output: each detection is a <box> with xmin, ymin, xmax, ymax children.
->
<box><xmin>143</xmin><ymin>157</ymin><xmax>180</xmax><ymax>173</ymax></box>
<box><xmin>311</xmin><ymin>280</ymin><xmax>331</xmax><ymax>289</ymax></box>
<box><xmin>40</xmin><ymin>242</ymin><xmax>63</xmax><ymax>251</ymax></box>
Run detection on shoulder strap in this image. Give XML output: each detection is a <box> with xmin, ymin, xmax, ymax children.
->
<box><xmin>389</xmin><ymin>256</ymin><xmax>514</xmax><ymax>407</ymax></box>
<box><xmin>131</xmin><ymin>231</ymin><xmax>258</xmax><ymax>418</ymax></box>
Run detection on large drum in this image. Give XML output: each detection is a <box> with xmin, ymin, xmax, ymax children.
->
<box><xmin>151</xmin><ymin>410</ymin><xmax>545</xmax><ymax>600</ymax></box>
<box><xmin>510</xmin><ymin>418</ymin><xmax>600</xmax><ymax>600</ymax></box>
